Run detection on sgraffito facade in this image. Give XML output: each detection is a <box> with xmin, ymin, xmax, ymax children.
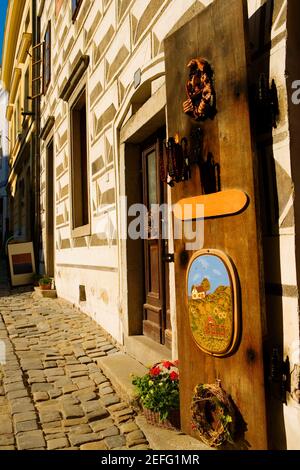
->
<box><xmin>1</xmin><ymin>0</ymin><xmax>37</xmax><ymax>249</ymax></box>
<box><xmin>1</xmin><ymin>0</ymin><xmax>300</xmax><ymax>449</ymax></box>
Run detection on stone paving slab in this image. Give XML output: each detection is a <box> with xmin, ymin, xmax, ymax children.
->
<box><xmin>0</xmin><ymin>290</ymin><xmax>150</xmax><ymax>451</ymax></box>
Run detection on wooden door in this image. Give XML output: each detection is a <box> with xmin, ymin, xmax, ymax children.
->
<box><xmin>46</xmin><ymin>140</ymin><xmax>54</xmax><ymax>277</ymax></box>
<box><xmin>142</xmin><ymin>139</ymin><xmax>166</xmax><ymax>345</ymax></box>
<box><xmin>164</xmin><ymin>0</ymin><xmax>268</xmax><ymax>449</ymax></box>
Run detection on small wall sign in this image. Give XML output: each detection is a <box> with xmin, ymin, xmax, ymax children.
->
<box><xmin>8</xmin><ymin>242</ymin><xmax>36</xmax><ymax>287</ymax></box>
<box><xmin>186</xmin><ymin>249</ymin><xmax>240</xmax><ymax>357</ymax></box>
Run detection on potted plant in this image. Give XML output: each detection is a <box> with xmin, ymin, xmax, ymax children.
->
<box><xmin>38</xmin><ymin>276</ymin><xmax>52</xmax><ymax>290</ymax></box>
<box><xmin>132</xmin><ymin>360</ymin><xmax>180</xmax><ymax>430</ymax></box>
<box><xmin>32</xmin><ymin>273</ymin><xmax>43</xmax><ymax>286</ymax></box>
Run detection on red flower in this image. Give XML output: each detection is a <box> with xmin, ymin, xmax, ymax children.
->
<box><xmin>163</xmin><ymin>361</ymin><xmax>173</xmax><ymax>369</ymax></box>
<box><xmin>169</xmin><ymin>371</ymin><xmax>179</xmax><ymax>381</ymax></box>
<box><xmin>150</xmin><ymin>366</ymin><xmax>161</xmax><ymax>376</ymax></box>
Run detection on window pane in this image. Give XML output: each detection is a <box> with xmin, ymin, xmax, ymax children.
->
<box><xmin>72</xmin><ymin>0</ymin><xmax>77</xmax><ymax>13</ymax></box>
<box><xmin>24</xmin><ymin>68</ymin><xmax>30</xmax><ymax>112</ymax></box>
<box><xmin>71</xmin><ymin>89</ymin><xmax>89</xmax><ymax>229</ymax></box>
<box><xmin>147</xmin><ymin>151</ymin><xmax>157</xmax><ymax>207</ymax></box>
<box><xmin>43</xmin><ymin>22</ymin><xmax>51</xmax><ymax>92</ymax></box>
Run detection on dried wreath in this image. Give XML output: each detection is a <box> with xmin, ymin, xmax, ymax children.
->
<box><xmin>191</xmin><ymin>380</ymin><xmax>236</xmax><ymax>447</ymax></box>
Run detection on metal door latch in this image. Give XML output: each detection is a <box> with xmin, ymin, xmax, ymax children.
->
<box><xmin>163</xmin><ymin>253</ymin><xmax>175</xmax><ymax>263</ymax></box>
<box><xmin>270</xmin><ymin>348</ymin><xmax>290</xmax><ymax>404</ymax></box>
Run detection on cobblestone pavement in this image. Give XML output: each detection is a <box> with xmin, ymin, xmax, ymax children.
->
<box><xmin>0</xmin><ymin>289</ymin><xmax>149</xmax><ymax>450</ymax></box>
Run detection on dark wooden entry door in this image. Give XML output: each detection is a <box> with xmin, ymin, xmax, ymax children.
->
<box><xmin>142</xmin><ymin>137</ymin><xmax>169</xmax><ymax>345</ymax></box>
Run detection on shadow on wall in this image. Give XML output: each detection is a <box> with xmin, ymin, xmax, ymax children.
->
<box><xmin>248</xmin><ymin>0</ymin><xmax>288</xmax><ymax>450</ymax></box>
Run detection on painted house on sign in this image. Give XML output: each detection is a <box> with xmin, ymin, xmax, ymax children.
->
<box><xmin>192</xmin><ymin>285</ymin><xmax>206</xmax><ymax>300</ymax></box>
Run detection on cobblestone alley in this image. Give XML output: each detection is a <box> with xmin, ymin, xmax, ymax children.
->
<box><xmin>0</xmin><ymin>286</ymin><xmax>149</xmax><ymax>450</ymax></box>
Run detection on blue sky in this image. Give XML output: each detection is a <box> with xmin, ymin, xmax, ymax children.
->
<box><xmin>0</xmin><ymin>0</ymin><xmax>8</xmax><ymax>64</ymax></box>
<box><xmin>188</xmin><ymin>255</ymin><xmax>230</xmax><ymax>296</ymax></box>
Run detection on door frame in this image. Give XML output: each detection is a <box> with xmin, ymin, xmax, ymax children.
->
<box><xmin>45</xmin><ymin>138</ymin><xmax>55</xmax><ymax>277</ymax></box>
<box><xmin>116</xmin><ymin>75</ymin><xmax>178</xmax><ymax>362</ymax></box>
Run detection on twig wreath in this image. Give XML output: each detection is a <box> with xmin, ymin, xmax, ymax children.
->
<box><xmin>191</xmin><ymin>380</ymin><xmax>236</xmax><ymax>447</ymax></box>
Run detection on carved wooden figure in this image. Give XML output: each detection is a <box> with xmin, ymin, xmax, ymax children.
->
<box><xmin>183</xmin><ymin>58</ymin><xmax>216</xmax><ymax>121</ymax></box>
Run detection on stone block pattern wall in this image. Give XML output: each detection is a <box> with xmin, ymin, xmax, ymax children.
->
<box><xmin>38</xmin><ymin>0</ymin><xmax>210</xmax><ymax>342</ymax></box>
<box><xmin>37</xmin><ymin>0</ymin><xmax>299</xmax><ymax>449</ymax></box>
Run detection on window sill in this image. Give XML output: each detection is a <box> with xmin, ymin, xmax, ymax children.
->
<box><xmin>71</xmin><ymin>223</ymin><xmax>90</xmax><ymax>239</ymax></box>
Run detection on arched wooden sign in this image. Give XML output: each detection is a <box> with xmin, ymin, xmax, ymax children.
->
<box><xmin>186</xmin><ymin>249</ymin><xmax>239</xmax><ymax>357</ymax></box>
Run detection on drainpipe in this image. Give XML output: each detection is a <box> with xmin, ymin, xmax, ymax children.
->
<box><xmin>32</xmin><ymin>0</ymin><xmax>41</xmax><ymax>271</ymax></box>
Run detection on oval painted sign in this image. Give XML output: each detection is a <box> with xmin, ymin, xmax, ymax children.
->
<box><xmin>187</xmin><ymin>249</ymin><xmax>239</xmax><ymax>357</ymax></box>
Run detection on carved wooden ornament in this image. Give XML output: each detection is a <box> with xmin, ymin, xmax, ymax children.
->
<box><xmin>183</xmin><ymin>58</ymin><xmax>216</xmax><ymax>121</ymax></box>
<box><xmin>186</xmin><ymin>249</ymin><xmax>240</xmax><ymax>357</ymax></box>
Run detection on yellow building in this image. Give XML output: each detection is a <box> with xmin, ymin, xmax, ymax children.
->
<box><xmin>1</xmin><ymin>0</ymin><xmax>38</xmax><ymax>250</ymax></box>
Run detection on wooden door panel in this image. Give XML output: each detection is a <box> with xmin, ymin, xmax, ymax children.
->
<box><xmin>164</xmin><ymin>0</ymin><xmax>267</xmax><ymax>449</ymax></box>
<box><xmin>143</xmin><ymin>315</ymin><xmax>162</xmax><ymax>343</ymax></box>
<box><xmin>142</xmin><ymin>140</ymin><xmax>165</xmax><ymax>344</ymax></box>
<box><xmin>149</xmin><ymin>243</ymin><xmax>159</xmax><ymax>296</ymax></box>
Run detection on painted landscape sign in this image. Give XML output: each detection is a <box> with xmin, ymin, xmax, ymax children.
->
<box><xmin>187</xmin><ymin>250</ymin><xmax>239</xmax><ymax>357</ymax></box>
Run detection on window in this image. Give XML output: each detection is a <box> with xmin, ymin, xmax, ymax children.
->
<box><xmin>70</xmin><ymin>88</ymin><xmax>90</xmax><ymax>234</ymax></box>
<box><xmin>72</xmin><ymin>0</ymin><xmax>83</xmax><ymax>21</ymax></box>
<box><xmin>10</xmin><ymin>124</ymin><xmax>14</xmax><ymax>153</ymax></box>
<box><xmin>25</xmin><ymin>10</ymin><xmax>30</xmax><ymax>32</ymax></box>
<box><xmin>24</xmin><ymin>67</ymin><xmax>31</xmax><ymax>113</ymax></box>
<box><xmin>43</xmin><ymin>22</ymin><xmax>51</xmax><ymax>93</ymax></box>
<box><xmin>15</xmin><ymin>99</ymin><xmax>21</xmax><ymax>139</ymax></box>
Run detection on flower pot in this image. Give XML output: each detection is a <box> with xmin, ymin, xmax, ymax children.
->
<box><xmin>39</xmin><ymin>284</ymin><xmax>51</xmax><ymax>290</ymax></box>
<box><xmin>143</xmin><ymin>407</ymin><xmax>180</xmax><ymax>431</ymax></box>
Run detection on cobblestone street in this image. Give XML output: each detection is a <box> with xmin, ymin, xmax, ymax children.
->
<box><xmin>0</xmin><ymin>287</ymin><xmax>149</xmax><ymax>450</ymax></box>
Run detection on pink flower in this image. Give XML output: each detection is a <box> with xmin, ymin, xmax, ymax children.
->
<box><xmin>169</xmin><ymin>371</ymin><xmax>179</xmax><ymax>381</ymax></box>
<box><xmin>162</xmin><ymin>361</ymin><xmax>173</xmax><ymax>369</ymax></box>
<box><xmin>173</xmin><ymin>360</ymin><xmax>179</xmax><ymax>367</ymax></box>
<box><xmin>150</xmin><ymin>366</ymin><xmax>161</xmax><ymax>376</ymax></box>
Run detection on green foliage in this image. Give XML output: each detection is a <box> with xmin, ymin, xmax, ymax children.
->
<box><xmin>132</xmin><ymin>361</ymin><xmax>179</xmax><ymax>421</ymax></box>
<box><xmin>39</xmin><ymin>276</ymin><xmax>52</xmax><ymax>286</ymax></box>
